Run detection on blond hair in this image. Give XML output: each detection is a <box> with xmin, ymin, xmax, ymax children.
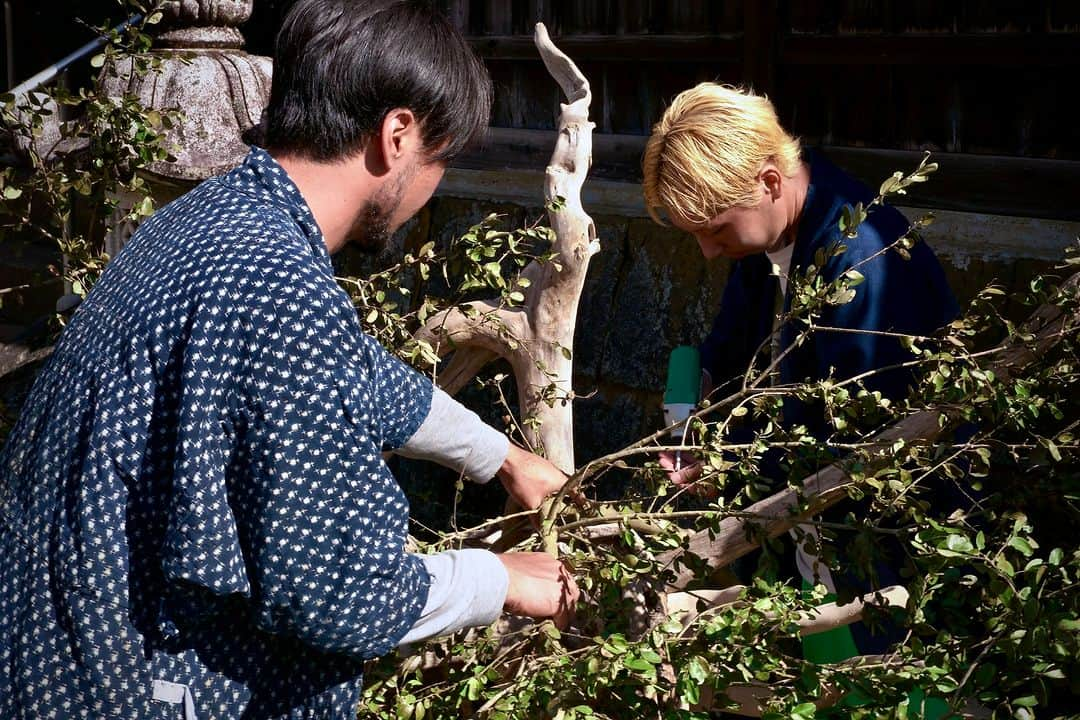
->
<box><xmin>642</xmin><ymin>83</ymin><xmax>802</xmax><ymax>226</ymax></box>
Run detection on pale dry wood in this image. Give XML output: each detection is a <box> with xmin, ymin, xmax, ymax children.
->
<box><xmin>417</xmin><ymin>22</ymin><xmax>597</xmax><ymax>474</ymax></box>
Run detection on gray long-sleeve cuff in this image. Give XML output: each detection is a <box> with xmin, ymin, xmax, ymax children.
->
<box><xmin>396</xmin><ymin>386</ymin><xmax>510</xmax><ymax>482</ymax></box>
<box><xmin>397</xmin><ymin>549</ymin><xmax>509</xmax><ymax>646</ymax></box>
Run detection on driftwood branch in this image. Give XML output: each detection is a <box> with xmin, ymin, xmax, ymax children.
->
<box><xmin>416</xmin><ymin>301</ymin><xmax>528</xmax><ymax>361</ymax></box>
<box><xmin>417</xmin><ymin>22</ymin><xmax>596</xmax><ymax>473</ymax></box>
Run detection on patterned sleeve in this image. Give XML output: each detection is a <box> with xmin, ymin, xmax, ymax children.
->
<box><xmin>357</xmin><ymin>333</ymin><xmax>434</xmax><ymax>451</ymax></box>
<box><xmin>161</xmin><ymin>252</ymin><xmax>430</xmax><ymax>661</ymax></box>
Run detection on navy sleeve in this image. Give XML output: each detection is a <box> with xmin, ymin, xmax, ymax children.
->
<box><xmin>815</xmin><ymin>212</ymin><xmax>959</xmax><ymax>402</ymax></box>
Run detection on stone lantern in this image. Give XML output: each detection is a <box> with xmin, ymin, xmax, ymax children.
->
<box><xmin>101</xmin><ymin>0</ymin><xmax>272</xmax><ymax>254</ymax></box>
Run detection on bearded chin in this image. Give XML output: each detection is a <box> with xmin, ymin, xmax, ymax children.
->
<box><xmin>348</xmin><ymin>167</ymin><xmax>410</xmax><ymax>255</ymax></box>
<box><xmin>348</xmin><ymin>201</ymin><xmax>393</xmax><ymax>255</ymax></box>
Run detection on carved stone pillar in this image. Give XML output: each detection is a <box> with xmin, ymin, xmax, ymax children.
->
<box><xmin>102</xmin><ymin>0</ymin><xmax>272</xmax><ymax>255</ymax></box>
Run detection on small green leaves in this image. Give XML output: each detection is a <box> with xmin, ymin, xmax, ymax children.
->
<box><xmin>838</xmin><ymin>202</ymin><xmax>868</xmax><ymax>238</ymax></box>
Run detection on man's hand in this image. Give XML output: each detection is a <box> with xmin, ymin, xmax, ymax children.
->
<box><xmin>498</xmin><ymin>552</ymin><xmax>579</xmax><ymax>628</ymax></box>
<box><xmin>497</xmin><ymin>443</ymin><xmax>568</xmax><ymax>510</ymax></box>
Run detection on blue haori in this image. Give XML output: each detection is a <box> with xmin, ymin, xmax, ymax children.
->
<box><xmin>0</xmin><ymin>147</ymin><xmax>437</xmax><ymax>718</ymax></box>
<box><xmin>697</xmin><ymin>150</ymin><xmax>960</xmax><ymax>656</ymax></box>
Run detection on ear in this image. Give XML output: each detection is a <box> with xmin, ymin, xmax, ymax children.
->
<box><xmin>375</xmin><ymin>107</ymin><xmax>421</xmax><ymax>174</ymax></box>
<box><xmin>759</xmin><ymin>163</ymin><xmax>784</xmax><ymax>201</ymax></box>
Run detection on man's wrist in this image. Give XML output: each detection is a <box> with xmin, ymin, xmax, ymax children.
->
<box><xmin>496</xmin><ymin>442</ymin><xmax>524</xmax><ymax>484</ymax></box>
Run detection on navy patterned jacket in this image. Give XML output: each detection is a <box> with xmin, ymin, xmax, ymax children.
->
<box><xmin>0</xmin><ymin>147</ymin><xmax>433</xmax><ymax>718</ymax></box>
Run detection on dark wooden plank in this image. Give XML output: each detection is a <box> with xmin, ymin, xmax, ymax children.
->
<box><xmin>780</xmin><ymin>33</ymin><xmax>1080</xmax><ymax>64</ymax></box>
<box><xmin>716</xmin><ymin>1</ymin><xmax>745</xmax><ymax>35</ymax></box>
<box><xmin>482</xmin><ymin>0</ymin><xmax>514</xmax><ymax>35</ymax></box>
<box><xmin>514</xmin><ymin>61</ymin><xmax>559</xmax><ymax>129</ymax></box>
<box><xmin>837</xmin><ymin>0</ymin><xmax>888</xmax><ymax>33</ymax></box>
<box><xmin>820</xmin><ymin>145</ymin><xmax>1080</xmax><ymax>220</ymax></box>
<box><xmin>454</xmin><ymin>128</ymin><xmax>1080</xmax><ymax>220</ymax></box>
<box><xmin>613</xmin><ymin>0</ymin><xmax>654</xmax><ymax>34</ymax></box>
<box><xmin>563</xmin><ymin>0</ymin><xmax>615</xmax><ymax>35</ymax></box>
<box><xmin>467</xmin><ymin>34</ymin><xmax>741</xmax><ymax>62</ymax></box>
<box><xmin>439</xmin><ymin>0</ymin><xmax>469</xmax><ymax>32</ymax></box>
<box><xmin>514</xmin><ymin>0</ymin><xmax>553</xmax><ymax>35</ymax></box>
<box><xmin>662</xmin><ymin>0</ymin><xmax>712</xmax><ymax>34</ymax></box>
<box><xmin>958</xmin><ymin>0</ymin><xmax>1044</xmax><ymax>33</ymax></box>
<box><xmin>789</xmin><ymin>0</ymin><xmax>833</xmax><ymax>34</ymax></box>
<box><xmin>604</xmin><ymin>61</ymin><xmax>651</xmax><ymax>134</ymax></box>
<box><xmin>1049</xmin><ymin>0</ymin><xmax>1080</xmax><ymax>31</ymax></box>
<box><xmin>891</xmin><ymin>0</ymin><xmax>956</xmax><ymax>32</ymax></box>
<box><xmin>743</xmin><ymin>0</ymin><xmax>779</xmax><ymax>94</ymax></box>
<box><xmin>486</xmin><ymin>60</ymin><xmax>518</xmax><ymax>128</ymax></box>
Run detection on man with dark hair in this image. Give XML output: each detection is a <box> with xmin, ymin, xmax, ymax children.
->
<box><xmin>0</xmin><ymin>1</ymin><xmax>577</xmax><ymax>718</ymax></box>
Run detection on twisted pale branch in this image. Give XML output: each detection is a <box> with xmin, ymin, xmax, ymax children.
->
<box><xmin>415</xmin><ymin>301</ymin><xmax>528</xmax><ymax>361</ymax></box>
<box><xmin>416</xmin><ymin>22</ymin><xmax>597</xmax><ymax>473</ymax></box>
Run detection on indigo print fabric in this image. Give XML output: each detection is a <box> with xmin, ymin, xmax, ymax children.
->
<box><xmin>0</xmin><ymin>147</ymin><xmax>433</xmax><ymax>718</ymax></box>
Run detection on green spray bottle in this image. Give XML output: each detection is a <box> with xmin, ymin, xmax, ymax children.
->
<box><xmin>663</xmin><ymin>346</ymin><xmax>701</xmax><ymax>470</ymax></box>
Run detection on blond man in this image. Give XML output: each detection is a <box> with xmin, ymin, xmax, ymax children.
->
<box><xmin>643</xmin><ymin>83</ymin><xmax>958</xmax><ymax>658</ymax></box>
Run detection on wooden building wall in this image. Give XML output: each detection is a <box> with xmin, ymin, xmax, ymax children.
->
<box><xmin>439</xmin><ymin>0</ymin><xmax>1080</xmax><ymax>222</ymax></box>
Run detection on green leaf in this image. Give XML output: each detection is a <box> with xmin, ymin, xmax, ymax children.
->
<box><xmin>135</xmin><ymin>195</ymin><xmax>155</xmax><ymax>217</ymax></box>
<box><xmin>623</xmin><ymin>655</ymin><xmax>655</xmax><ymax>673</ymax></box>
<box><xmin>90</xmin><ymin>53</ymin><xmax>106</xmax><ymax>69</ymax></box>
<box><xmin>944</xmin><ymin>534</ymin><xmax>974</xmax><ymax>554</ymax></box>
<box><xmin>844</xmin><ymin>269</ymin><xmax>865</xmax><ymax>287</ymax></box>
<box><xmin>687</xmin><ymin>655</ymin><xmax>709</xmax><ymax>683</ymax></box>
<box><xmin>879</xmin><ymin>171</ymin><xmax>904</xmax><ymax>197</ymax></box>
<box><xmin>1009</xmin><ymin>536</ymin><xmax>1034</xmax><ymax>557</ymax></box>
<box><xmin>639</xmin><ymin>648</ymin><xmax>663</xmax><ymax>664</ymax></box>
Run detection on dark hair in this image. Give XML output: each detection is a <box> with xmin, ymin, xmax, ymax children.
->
<box><xmin>263</xmin><ymin>0</ymin><xmax>491</xmax><ymax>163</ymax></box>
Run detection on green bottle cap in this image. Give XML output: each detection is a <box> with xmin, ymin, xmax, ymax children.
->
<box><xmin>664</xmin><ymin>346</ymin><xmax>701</xmax><ymax>405</ymax></box>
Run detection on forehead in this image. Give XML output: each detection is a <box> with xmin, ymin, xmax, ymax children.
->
<box><xmin>669</xmin><ymin>204</ymin><xmax>747</xmax><ymax>233</ymax></box>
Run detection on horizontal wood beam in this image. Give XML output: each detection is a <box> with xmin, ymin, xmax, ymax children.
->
<box><xmin>467</xmin><ymin>34</ymin><xmax>740</xmax><ymax>62</ymax></box>
<box><xmin>465</xmin><ymin>32</ymin><xmax>1080</xmax><ymax>66</ymax></box>
<box><xmin>457</xmin><ymin>128</ymin><xmax>1080</xmax><ymax>221</ymax></box>
<box><xmin>780</xmin><ymin>33</ymin><xmax>1080</xmax><ymax>66</ymax></box>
